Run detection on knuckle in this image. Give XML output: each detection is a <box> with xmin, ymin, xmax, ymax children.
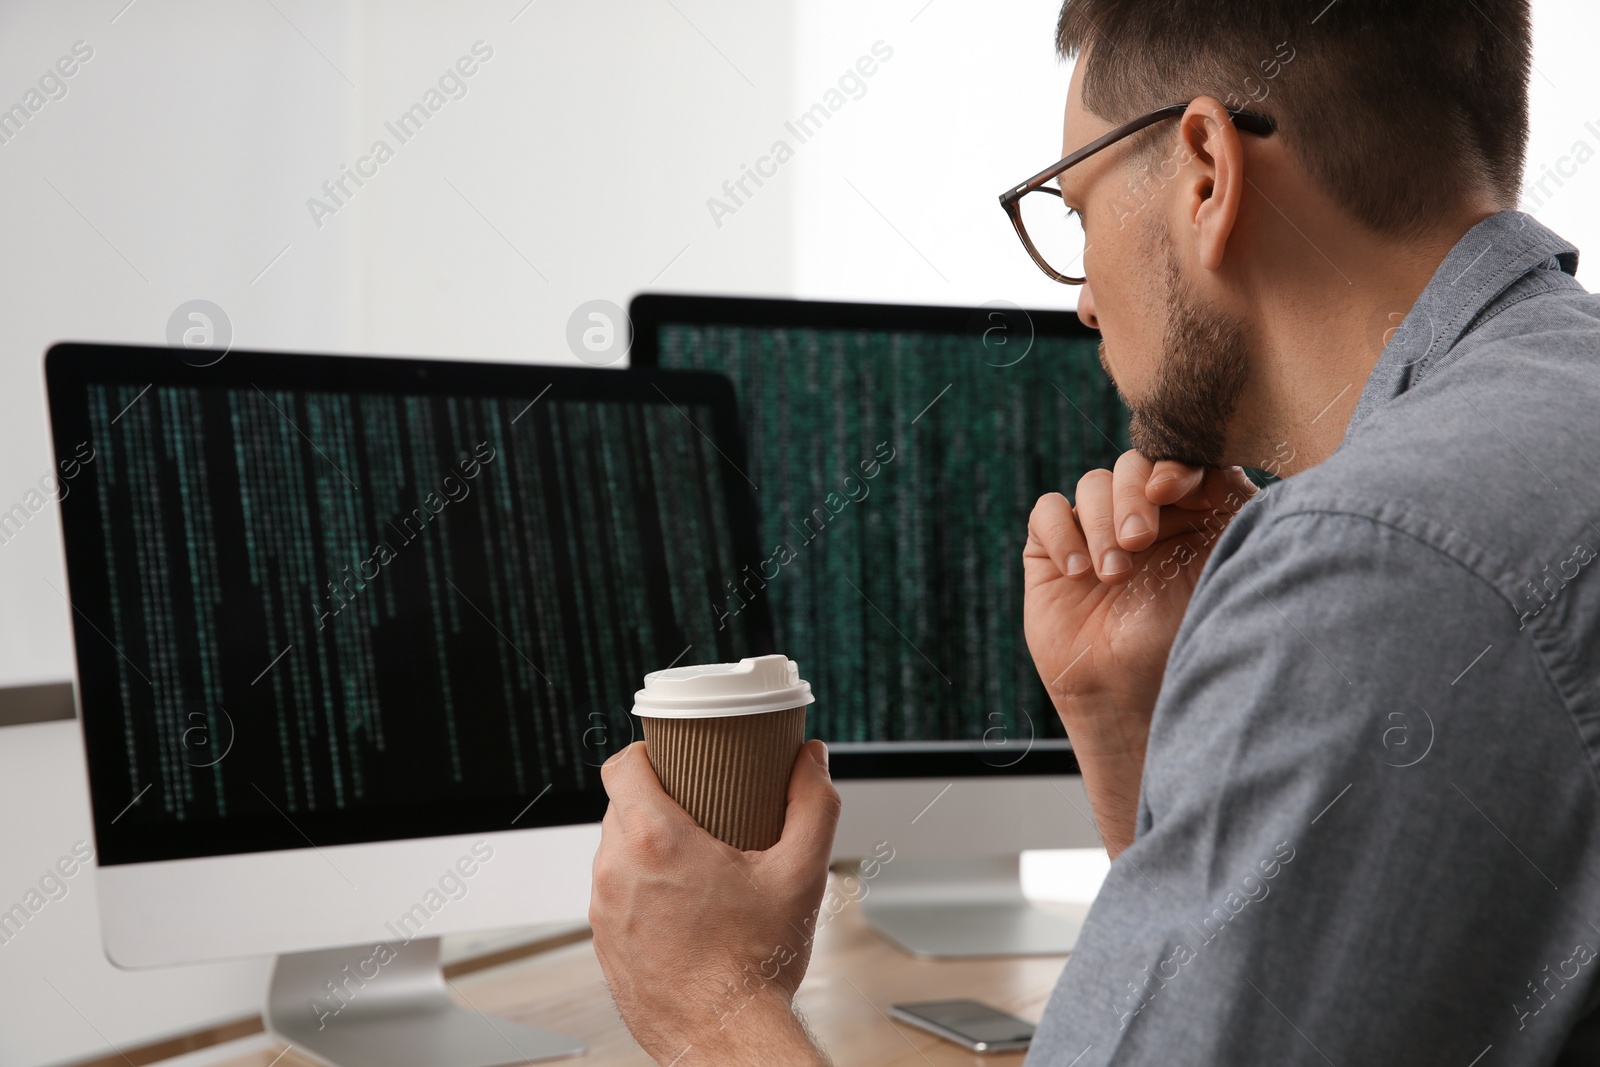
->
<box><xmin>628</xmin><ymin>820</ymin><xmax>676</xmax><ymax>868</ymax></box>
<box><xmin>1113</xmin><ymin>460</ymin><xmax>1155</xmax><ymax>505</ymax></box>
<box><xmin>1075</xmin><ymin>468</ymin><xmax>1111</xmax><ymax>498</ymax></box>
<box><xmin>1028</xmin><ymin>493</ymin><xmax>1076</xmax><ymax>542</ymax></box>
<box><xmin>591</xmin><ymin>848</ymin><xmax>614</xmax><ymax>887</ymax></box>
<box><xmin>1112</xmin><ymin>449</ymin><xmax>1149</xmax><ymax>478</ymax></box>
<box><xmin>818</xmin><ymin>782</ymin><xmax>843</xmax><ymax>823</ymax></box>
<box><xmin>1028</xmin><ymin>491</ymin><xmax>1067</xmax><ymax>526</ymax></box>
<box><xmin>598</xmin><ymin>808</ymin><xmax>680</xmax><ymax>875</ymax></box>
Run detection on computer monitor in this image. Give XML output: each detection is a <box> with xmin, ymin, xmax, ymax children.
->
<box><xmin>44</xmin><ymin>343</ymin><xmax>771</xmax><ymax>1066</ymax></box>
<box><xmin>630</xmin><ymin>294</ymin><xmax>1120</xmax><ymax>957</ymax></box>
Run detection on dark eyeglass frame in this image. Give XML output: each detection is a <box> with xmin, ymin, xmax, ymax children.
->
<box><xmin>999</xmin><ymin>102</ymin><xmax>1276</xmax><ymax>285</ymax></box>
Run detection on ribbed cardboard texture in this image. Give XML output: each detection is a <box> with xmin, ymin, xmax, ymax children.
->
<box><xmin>640</xmin><ymin>705</ymin><xmax>807</xmax><ymax>851</ymax></box>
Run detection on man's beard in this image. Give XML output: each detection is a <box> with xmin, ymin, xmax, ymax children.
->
<box><xmin>1101</xmin><ymin>251</ymin><xmax>1250</xmax><ymax>468</ymax></box>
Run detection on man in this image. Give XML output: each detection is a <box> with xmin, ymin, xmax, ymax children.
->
<box><xmin>590</xmin><ymin>0</ymin><xmax>1600</xmax><ymax>1062</ymax></box>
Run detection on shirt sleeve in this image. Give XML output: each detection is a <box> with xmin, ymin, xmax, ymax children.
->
<box><xmin>1024</xmin><ymin>508</ymin><xmax>1600</xmax><ymax>1066</ymax></box>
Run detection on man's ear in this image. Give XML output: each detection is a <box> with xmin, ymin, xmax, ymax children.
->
<box><xmin>1176</xmin><ymin>96</ymin><xmax>1245</xmax><ymax>272</ymax></box>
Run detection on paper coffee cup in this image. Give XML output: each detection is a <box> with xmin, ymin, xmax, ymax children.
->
<box><xmin>632</xmin><ymin>655</ymin><xmax>814</xmax><ymax>851</ymax></box>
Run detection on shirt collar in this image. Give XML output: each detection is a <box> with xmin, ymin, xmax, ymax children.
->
<box><xmin>1342</xmin><ymin>210</ymin><xmax>1580</xmax><ymax>439</ymax></box>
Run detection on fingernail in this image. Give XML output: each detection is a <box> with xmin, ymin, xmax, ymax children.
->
<box><xmin>811</xmin><ymin>740</ymin><xmax>829</xmax><ymax>768</ymax></box>
<box><xmin>604</xmin><ymin>747</ymin><xmax>628</xmax><ymax>766</ymax></box>
<box><xmin>1066</xmin><ymin>553</ymin><xmax>1091</xmax><ymax>577</ymax></box>
<box><xmin>1119</xmin><ymin>516</ymin><xmax>1149</xmax><ymax>542</ymax></box>
<box><xmin>1101</xmin><ymin>549</ymin><xmax>1132</xmax><ymax>577</ymax></box>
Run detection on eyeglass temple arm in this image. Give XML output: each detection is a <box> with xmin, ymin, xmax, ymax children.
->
<box><xmin>999</xmin><ymin>104</ymin><xmax>1275</xmax><ymax>205</ymax></box>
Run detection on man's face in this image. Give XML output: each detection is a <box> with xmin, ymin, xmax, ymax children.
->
<box><xmin>1059</xmin><ymin>50</ymin><xmax>1250</xmax><ymax>468</ymax></box>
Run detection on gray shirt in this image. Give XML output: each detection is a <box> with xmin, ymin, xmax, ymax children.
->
<box><xmin>1026</xmin><ymin>210</ymin><xmax>1600</xmax><ymax>1066</ymax></box>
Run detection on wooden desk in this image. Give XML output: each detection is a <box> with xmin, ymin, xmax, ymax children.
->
<box><xmin>154</xmin><ymin>875</ymin><xmax>1075</xmax><ymax>1067</ymax></box>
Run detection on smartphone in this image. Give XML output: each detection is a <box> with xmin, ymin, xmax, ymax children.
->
<box><xmin>888</xmin><ymin>999</ymin><xmax>1035</xmax><ymax>1053</ymax></box>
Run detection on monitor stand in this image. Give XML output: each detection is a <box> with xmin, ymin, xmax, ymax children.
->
<box><xmin>858</xmin><ymin>855</ymin><xmax>1086</xmax><ymax>959</ymax></box>
<box><xmin>265</xmin><ymin>937</ymin><xmax>585</xmax><ymax>1067</ymax></box>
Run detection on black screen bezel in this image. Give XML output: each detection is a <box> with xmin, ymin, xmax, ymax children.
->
<box><xmin>44</xmin><ymin>342</ymin><xmax>774</xmax><ymax>865</ymax></box>
<box><xmin>629</xmin><ymin>293</ymin><xmax>1097</xmax><ymax>780</ymax></box>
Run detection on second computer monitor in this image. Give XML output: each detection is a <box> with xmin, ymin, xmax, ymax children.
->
<box><xmin>630</xmin><ymin>294</ymin><xmax>1127</xmax><ymax>786</ymax></box>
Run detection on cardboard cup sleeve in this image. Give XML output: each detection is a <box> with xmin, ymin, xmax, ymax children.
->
<box><xmin>640</xmin><ymin>705</ymin><xmax>807</xmax><ymax>851</ymax></box>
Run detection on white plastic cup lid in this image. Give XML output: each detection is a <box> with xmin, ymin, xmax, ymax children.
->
<box><xmin>632</xmin><ymin>655</ymin><xmax>815</xmax><ymax>718</ymax></box>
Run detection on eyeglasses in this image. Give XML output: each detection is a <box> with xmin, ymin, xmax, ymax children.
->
<box><xmin>999</xmin><ymin>103</ymin><xmax>1276</xmax><ymax>285</ymax></box>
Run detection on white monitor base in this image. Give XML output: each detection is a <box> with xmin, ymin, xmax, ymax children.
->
<box><xmin>860</xmin><ymin>855</ymin><xmax>1084</xmax><ymax>959</ymax></box>
<box><xmin>266</xmin><ymin>938</ymin><xmax>585</xmax><ymax>1067</ymax></box>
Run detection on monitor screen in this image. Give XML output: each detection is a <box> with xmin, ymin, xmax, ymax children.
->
<box><xmin>632</xmin><ymin>295</ymin><xmax>1128</xmax><ymax>777</ymax></box>
<box><xmin>46</xmin><ymin>347</ymin><xmax>770</xmax><ymax>864</ymax></box>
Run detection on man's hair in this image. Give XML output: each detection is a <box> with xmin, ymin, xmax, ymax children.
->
<box><xmin>1056</xmin><ymin>0</ymin><xmax>1531</xmax><ymax>237</ymax></box>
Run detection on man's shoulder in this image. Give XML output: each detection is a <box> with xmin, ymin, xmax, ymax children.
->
<box><xmin>1260</xmin><ymin>316</ymin><xmax>1600</xmax><ymax>609</ymax></box>
<box><xmin>1195</xmin><ymin>316</ymin><xmax>1600</xmax><ymax>752</ymax></box>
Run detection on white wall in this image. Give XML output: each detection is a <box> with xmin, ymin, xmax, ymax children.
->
<box><xmin>0</xmin><ymin>0</ymin><xmax>361</xmax><ymax>692</ymax></box>
<box><xmin>1522</xmin><ymin>0</ymin><xmax>1600</xmax><ymax>268</ymax></box>
<box><xmin>348</xmin><ymin>0</ymin><xmax>798</xmax><ymax>360</ymax></box>
<box><xmin>789</xmin><ymin>0</ymin><xmax>1077</xmax><ymax>309</ymax></box>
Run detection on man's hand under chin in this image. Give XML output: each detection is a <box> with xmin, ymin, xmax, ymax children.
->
<box><xmin>589</xmin><ymin>738</ymin><xmax>840</xmax><ymax>1067</ymax></box>
<box><xmin>1023</xmin><ymin>456</ymin><xmax>1258</xmax><ymax>855</ymax></box>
